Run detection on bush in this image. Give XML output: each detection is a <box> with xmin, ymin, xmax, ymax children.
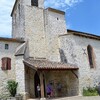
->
<box><xmin>83</xmin><ymin>87</ymin><xmax>98</xmax><ymax>96</ymax></box>
<box><xmin>7</xmin><ymin>80</ymin><xmax>18</xmax><ymax>97</ymax></box>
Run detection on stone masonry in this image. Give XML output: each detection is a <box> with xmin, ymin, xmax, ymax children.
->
<box><xmin>59</xmin><ymin>33</ymin><xmax>100</xmax><ymax>94</ymax></box>
<box><xmin>0</xmin><ymin>40</ymin><xmax>21</xmax><ymax>96</ymax></box>
<box><xmin>0</xmin><ymin>0</ymin><xmax>100</xmax><ymax>99</ymax></box>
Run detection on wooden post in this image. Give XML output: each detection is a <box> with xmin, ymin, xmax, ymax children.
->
<box><xmin>40</xmin><ymin>72</ymin><xmax>45</xmax><ymax>98</ymax></box>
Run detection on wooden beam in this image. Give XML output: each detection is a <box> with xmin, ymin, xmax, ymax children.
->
<box><xmin>40</xmin><ymin>72</ymin><xmax>45</xmax><ymax>98</ymax></box>
<box><xmin>71</xmin><ymin>70</ymin><xmax>78</xmax><ymax>79</ymax></box>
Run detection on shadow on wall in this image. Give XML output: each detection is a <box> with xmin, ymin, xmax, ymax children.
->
<box><xmin>59</xmin><ymin>49</ymin><xmax>67</xmax><ymax>63</ymax></box>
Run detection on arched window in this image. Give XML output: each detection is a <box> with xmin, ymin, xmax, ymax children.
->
<box><xmin>1</xmin><ymin>57</ymin><xmax>11</xmax><ymax>70</ymax></box>
<box><xmin>87</xmin><ymin>45</ymin><xmax>95</xmax><ymax>68</ymax></box>
<box><xmin>31</xmin><ymin>0</ymin><xmax>38</xmax><ymax>7</ymax></box>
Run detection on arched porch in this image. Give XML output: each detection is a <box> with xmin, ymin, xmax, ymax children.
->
<box><xmin>24</xmin><ymin>58</ymin><xmax>79</xmax><ymax>99</ymax></box>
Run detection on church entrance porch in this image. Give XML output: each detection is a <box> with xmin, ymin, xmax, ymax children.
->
<box><xmin>23</xmin><ymin>58</ymin><xmax>79</xmax><ymax>99</ymax></box>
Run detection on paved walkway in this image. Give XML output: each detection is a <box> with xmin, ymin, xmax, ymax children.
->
<box><xmin>28</xmin><ymin>96</ymin><xmax>100</xmax><ymax>100</ymax></box>
<box><xmin>50</xmin><ymin>96</ymin><xmax>100</xmax><ymax>100</ymax></box>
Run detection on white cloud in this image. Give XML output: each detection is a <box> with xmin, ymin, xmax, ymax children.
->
<box><xmin>45</xmin><ymin>0</ymin><xmax>83</xmax><ymax>11</ymax></box>
<box><xmin>65</xmin><ymin>0</ymin><xmax>83</xmax><ymax>6</ymax></box>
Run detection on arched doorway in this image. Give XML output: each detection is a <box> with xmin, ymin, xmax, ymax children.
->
<box><xmin>34</xmin><ymin>72</ymin><xmax>40</xmax><ymax>98</ymax></box>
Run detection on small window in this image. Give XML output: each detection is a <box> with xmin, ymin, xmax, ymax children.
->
<box><xmin>87</xmin><ymin>45</ymin><xmax>95</xmax><ymax>68</ymax></box>
<box><xmin>31</xmin><ymin>0</ymin><xmax>38</xmax><ymax>7</ymax></box>
<box><xmin>5</xmin><ymin>44</ymin><xmax>9</xmax><ymax>50</ymax></box>
<box><xmin>1</xmin><ymin>57</ymin><xmax>11</xmax><ymax>70</ymax></box>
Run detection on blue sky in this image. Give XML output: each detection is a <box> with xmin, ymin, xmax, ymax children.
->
<box><xmin>0</xmin><ymin>0</ymin><xmax>100</xmax><ymax>37</ymax></box>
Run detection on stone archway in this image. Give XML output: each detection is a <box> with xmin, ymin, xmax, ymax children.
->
<box><xmin>34</xmin><ymin>72</ymin><xmax>40</xmax><ymax>98</ymax></box>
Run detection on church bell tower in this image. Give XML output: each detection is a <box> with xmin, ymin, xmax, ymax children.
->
<box><xmin>11</xmin><ymin>0</ymin><xmax>45</xmax><ymax>39</ymax></box>
<box><xmin>11</xmin><ymin>0</ymin><xmax>46</xmax><ymax>58</ymax></box>
<box><xmin>11</xmin><ymin>0</ymin><xmax>66</xmax><ymax>61</ymax></box>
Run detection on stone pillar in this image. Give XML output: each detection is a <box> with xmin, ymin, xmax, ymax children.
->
<box><xmin>40</xmin><ymin>72</ymin><xmax>46</xmax><ymax>100</ymax></box>
<box><xmin>15</xmin><ymin>56</ymin><xmax>29</xmax><ymax>100</ymax></box>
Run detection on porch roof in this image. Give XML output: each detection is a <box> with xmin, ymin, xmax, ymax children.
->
<box><xmin>23</xmin><ymin>57</ymin><xmax>79</xmax><ymax>70</ymax></box>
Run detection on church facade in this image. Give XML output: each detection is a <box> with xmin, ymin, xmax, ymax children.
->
<box><xmin>0</xmin><ymin>0</ymin><xmax>100</xmax><ymax>99</ymax></box>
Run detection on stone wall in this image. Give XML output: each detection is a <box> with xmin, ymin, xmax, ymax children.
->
<box><xmin>24</xmin><ymin>7</ymin><xmax>67</xmax><ymax>61</ymax></box>
<box><xmin>44</xmin><ymin>70</ymin><xmax>79</xmax><ymax>97</ymax></box>
<box><xmin>12</xmin><ymin>0</ymin><xmax>25</xmax><ymax>39</ymax></box>
<box><xmin>24</xmin><ymin>6</ymin><xmax>47</xmax><ymax>58</ymax></box>
<box><xmin>44</xmin><ymin>9</ymin><xmax>67</xmax><ymax>62</ymax></box>
<box><xmin>59</xmin><ymin>35</ymin><xmax>76</xmax><ymax>64</ymax></box>
<box><xmin>0</xmin><ymin>41</ymin><xmax>20</xmax><ymax>95</ymax></box>
<box><xmin>25</xmin><ymin>66</ymin><xmax>36</xmax><ymax>98</ymax></box>
<box><xmin>12</xmin><ymin>0</ymin><xmax>44</xmax><ymax>39</ymax></box>
<box><xmin>59</xmin><ymin>34</ymin><xmax>100</xmax><ymax>94</ymax></box>
<box><xmin>15</xmin><ymin>56</ymin><xmax>26</xmax><ymax>94</ymax></box>
<box><xmin>73</xmin><ymin>35</ymin><xmax>100</xmax><ymax>93</ymax></box>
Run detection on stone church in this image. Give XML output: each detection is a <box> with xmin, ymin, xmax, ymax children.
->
<box><xmin>0</xmin><ymin>0</ymin><xmax>100</xmax><ymax>99</ymax></box>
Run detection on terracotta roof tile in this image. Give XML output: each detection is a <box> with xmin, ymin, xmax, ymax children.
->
<box><xmin>59</xmin><ymin>29</ymin><xmax>100</xmax><ymax>40</ymax></box>
<box><xmin>23</xmin><ymin>57</ymin><xmax>79</xmax><ymax>70</ymax></box>
<box><xmin>67</xmin><ymin>29</ymin><xmax>100</xmax><ymax>40</ymax></box>
<box><xmin>0</xmin><ymin>37</ymin><xmax>25</xmax><ymax>43</ymax></box>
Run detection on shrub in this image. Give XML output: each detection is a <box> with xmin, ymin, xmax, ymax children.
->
<box><xmin>7</xmin><ymin>80</ymin><xmax>18</xmax><ymax>97</ymax></box>
<box><xmin>83</xmin><ymin>87</ymin><xmax>98</xmax><ymax>96</ymax></box>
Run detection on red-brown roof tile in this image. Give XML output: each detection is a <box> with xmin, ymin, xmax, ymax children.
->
<box><xmin>23</xmin><ymin>57</ymin><xmax>79</xmax><ymax>70</ymax></box>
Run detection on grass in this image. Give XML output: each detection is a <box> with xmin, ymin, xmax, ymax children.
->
<box><xmin>83</xmin><ymin>87</ymin><xmax>99</xmax><ymax>96</ymax></box>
